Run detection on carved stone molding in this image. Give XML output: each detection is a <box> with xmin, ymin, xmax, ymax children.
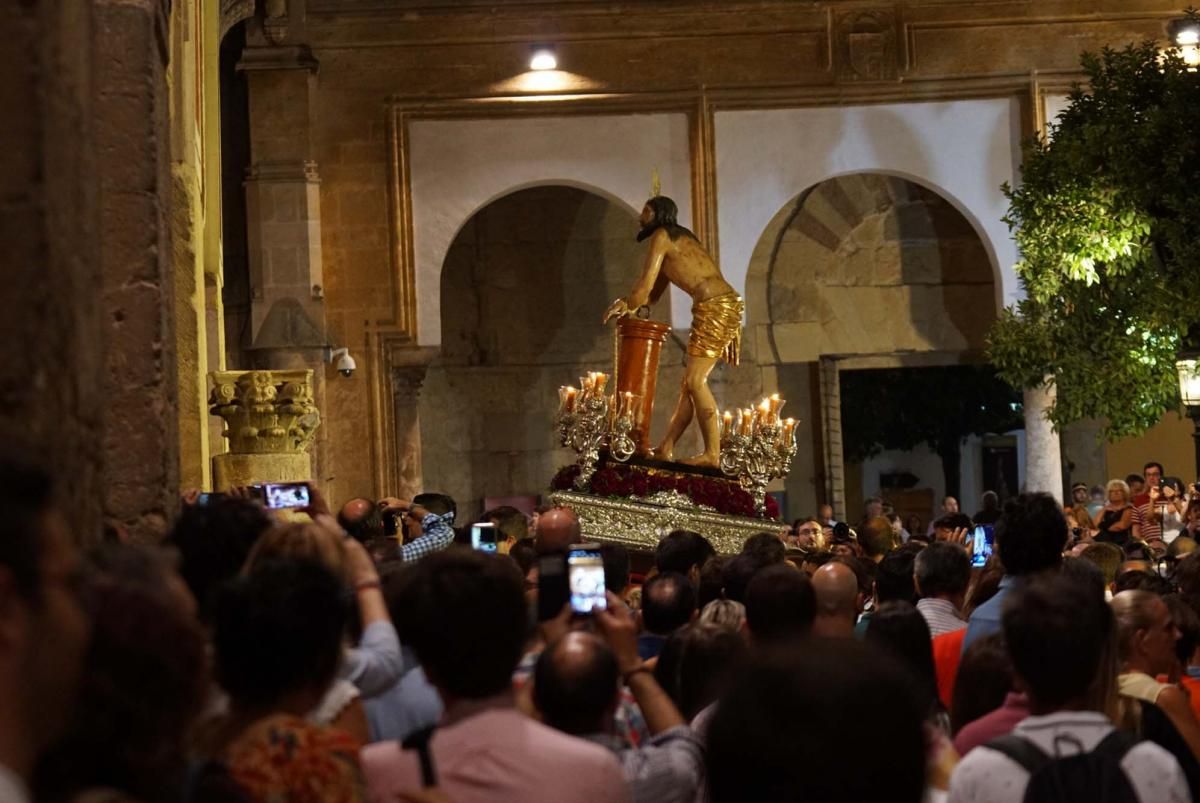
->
<box><xmin>834</xmin><ymin>8</ymin><xmax>900</xmax><ymax>82</ymax></box>
<box><xmin>220</xmin><ymin>0</ymin><xmax>255</xmax><ymax>40</ymax></box>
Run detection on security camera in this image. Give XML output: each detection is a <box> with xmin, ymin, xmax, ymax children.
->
<box><xmin>328</xmin><ymin>347</ymin><xmax>357</xmax><ymax>378</ymax></box>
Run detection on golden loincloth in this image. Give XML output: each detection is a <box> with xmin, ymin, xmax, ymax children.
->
<box><xmin>688</xmin><ymin>293</ymin><xmax>744</xmax><ymax>366</ymax></box>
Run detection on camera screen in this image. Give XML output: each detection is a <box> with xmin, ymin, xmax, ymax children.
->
<box><xmin>972</xmin><ymin>524</ymin><xmax>994</xmax><ymax>569</ymax></box>
<box><xmin>263</xmin><ymin>483</ymin><xmax>311</xmax><ymax>510</ymax></box>
<box><xmin>568</xmin><ymin>550</ymin><xmax>607</xmax><ymax>614</ymax></box>
<box><xmin>471</xmin><ymin>524</ymin><xmax>497</xmax><ymax>552</ymax></box>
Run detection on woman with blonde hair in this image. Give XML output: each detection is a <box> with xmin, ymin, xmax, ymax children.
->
<box><xmin>1096</xmin><ymin>478</ymin><xmax>1137</xmax><ymax>548</ymax></box>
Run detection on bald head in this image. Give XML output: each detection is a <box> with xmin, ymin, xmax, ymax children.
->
<box><xmin>535</xmin><ymin>507</ymin><xmax>581</xmax><ymax>553</ymax></box>
<box><xmin>533</xmin><ymin>631</ymin><xmax>618</xmax><ymax>735</ymax></box>
<box><xmin>812</xmin><ymin>562</ymin><xmax>859</xmax><ymax>638</ymax></box>
<box><xmin>337</xmin><ymin>497</ymin><xmax>382</xmax><ymax>543</ymax></box>
<box><xmin>340</xmin><ymin>497</ymin><xmax>373</xmax><ymax>521</ymax></box>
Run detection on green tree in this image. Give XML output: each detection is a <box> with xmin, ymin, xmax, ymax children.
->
<box><xmin>989</xmin><ymin>26</ymin><xmax>1200</xmax><ymax>439</ymax></box>
<box><xmin>840</xmin><ymin>365</ymin><xmax>1024</xmax><ymax>500</ymax></box>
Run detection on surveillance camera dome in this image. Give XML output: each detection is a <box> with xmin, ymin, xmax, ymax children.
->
<box><xmin>335</xmin><ymin>351</ymin><xmax>357</xmax><ymax>377</ymax></box>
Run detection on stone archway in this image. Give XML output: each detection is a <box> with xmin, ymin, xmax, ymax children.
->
<box><xmin>417</xmin><ymin>185</ymin><xmax>685</xmax><ymax>516</ymax></box>
<box><xmin>746</xmin><ymin>173</ymin><xmax>998</xmax><ymax>520</ymax></box>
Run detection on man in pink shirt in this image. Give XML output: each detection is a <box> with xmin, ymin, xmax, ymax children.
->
<box><xmin>360</xmin><ymin>549</ymin><xmax>630</xmax><ymax>803</ymax></box>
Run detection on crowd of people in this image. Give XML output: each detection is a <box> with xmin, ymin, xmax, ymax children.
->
<box><xmin>7</xmin><ymin>452</ymin><xmax>1200</xmax><ymax>802</ymax></box>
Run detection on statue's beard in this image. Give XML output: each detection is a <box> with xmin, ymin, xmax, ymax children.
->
<box><xmin>636</xmin><ymin>219</ymin><xmax>661</xmax><ymax>242</ymax></box>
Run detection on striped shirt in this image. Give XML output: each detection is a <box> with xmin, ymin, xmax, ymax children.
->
<box><xmin>1132</xmin><ymin>494</ymin><xmax>1162</xmax><ymax>542</ymax></box>
<box><xmin>917</xmin><ymin>597</ymin><xmax>966</xmax><ymax>638</ymax></box>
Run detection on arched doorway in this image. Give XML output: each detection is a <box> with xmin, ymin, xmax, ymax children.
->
<box><xmin>419</xmin><ymin>185</ymin><xmax>683</xmax><ymax>515</ymax></box>
<box><xmin>745</xmin><ymin>173</ymin><xmax>1006</xmax><ymax>523</ymax></box>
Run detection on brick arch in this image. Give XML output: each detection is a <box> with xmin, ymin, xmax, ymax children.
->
<box><xmin>745</xmin><ymin>171</ymin><xmax>999</xmax><ymax>364</ymax></box>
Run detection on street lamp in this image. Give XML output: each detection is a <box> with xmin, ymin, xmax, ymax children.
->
<box><xmin>1176</xmin><ymin>348</ymin><xmax>1200</xmax><ymax>477</ymax></box>
<box><xmin>1168</xmin><ymin>16</ymin><xmax>1200</xmax><ymax>69</ymax></box>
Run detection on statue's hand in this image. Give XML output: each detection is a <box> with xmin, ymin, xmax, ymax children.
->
<box><xmin>602</xmin><ymin>298</ymin><xmax>631</xmax><ymax>324</ymax></box>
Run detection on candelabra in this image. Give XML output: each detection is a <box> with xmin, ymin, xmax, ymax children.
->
<box><xmin>719</xmin><ymin>394</ymin><xmax>798</xmax><ymax>515</ymax></box>
<box><xmin>557</xmin><ymin>372</ymin><xmax>639</xmax><ymax>490</ymax></box>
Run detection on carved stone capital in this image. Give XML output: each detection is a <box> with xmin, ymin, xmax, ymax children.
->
<box><xmin>209</xmin><ymin>369</ymin><xmax>321</xmax><ymax>454</ymax></box>
<box><xmin>391</xmin><ymin>365</ymin><xmax>428</xmax><ymax>405</ymax></box>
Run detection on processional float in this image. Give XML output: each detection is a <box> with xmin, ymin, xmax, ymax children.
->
<box><xmin>548</xmin><ymin>177</ymin><xmax>797</xmax><ymax>555</ymax></box>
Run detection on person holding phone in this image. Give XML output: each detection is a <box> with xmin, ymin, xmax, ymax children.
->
<box><xmin>379</xmin><ymin>494</ymin><xmax>457</xmax><ymax>563</ymax></box>
<box><xmin>361</xmin><ymin>550</ymin><xmax>630</xmax><ymax>803</ymax></box>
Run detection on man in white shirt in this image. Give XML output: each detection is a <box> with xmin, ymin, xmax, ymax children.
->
<box><xmin>914</xmin><ymin>542</ymin><xmax>970</xmax><ymax>637</ymax></box>
<box><xmin>949</xmin><ymin>573</ymin><xmax>1189</xmax><ymax>803</ymax></box>
<box><xmin>0</xmin><ymin>458</ymin><xmax>91</xmax><ymax>803</ymax></box>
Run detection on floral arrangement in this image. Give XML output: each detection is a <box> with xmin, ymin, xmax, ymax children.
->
<box><xmin>551</xmin><ymin>463</ymin><xmax>780</xmax><ymax>520</ymax></box>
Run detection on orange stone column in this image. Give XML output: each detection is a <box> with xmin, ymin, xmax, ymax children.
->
<box><xmin>616</xmin><ymin>318</ymin><xmax>672</xmax><ymax>455</ymax></box>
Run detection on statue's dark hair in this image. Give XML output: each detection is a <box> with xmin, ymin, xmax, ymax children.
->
<box><xmin>639</xmin><ymin>196</ymin><xmax>699</xmax><ymax>243</ymax></box>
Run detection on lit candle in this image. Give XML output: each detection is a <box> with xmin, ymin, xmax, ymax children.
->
<box><xmin>595</xmin><ymin>373</ymin><xmax>609</xmax><ymax>394</ymax></box>
<box><xmin>722</xmin><ymin>410</ymin><xmax>733</xmax><ymax>435</ymax></box>
<box><xmin>740</xmin><ymin>408</ymin><xmax>753</xmax><ymax>436</ymax></box>
<box><xmin>622</xmin><ymin>391</ymin><xmax>634</xmax><ymax>416</ymax></box>
<box><xmin>767</xmin><ymin>393</ymin><xmax>784</xmax><ymax>424</ymax></box>
<box><xmin>782</xmin><ymin>417</ymin><xmax>796</xmax><ymax>441</ymax></box>
<box><xmin>565</xmin><ymin>386</ymin><xmax>577</xmax><ymax>412</ymax></box>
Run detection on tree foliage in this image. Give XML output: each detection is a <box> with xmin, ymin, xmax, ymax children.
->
<box><xmin>988</xmin><ymin>27</ymin><xmax>1200</xmax><ymax>439</ymax></box>
<box><xmin>841</xmin><ymin>365</ymin><xmax>1024</xmax><ymax>498</ymax></box>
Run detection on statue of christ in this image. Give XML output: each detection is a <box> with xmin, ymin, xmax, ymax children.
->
<box><xmin>603</xmin><ymin>195</ymin><xmax>742</xmax><ymax>469</ymax></box>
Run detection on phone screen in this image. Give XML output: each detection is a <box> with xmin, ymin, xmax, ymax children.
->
<box><xmin>471</xmin><ymin>523</ymin><xmax>498</xmax><ymax>553</ymax></box>
<box><xmin>568</xmin><ymin>548</ymin><xmax>607</xmax><ymax>614</ymax></box>
<box><xmin>263</xmin><ymin>482</ymin><xmax>311</xmax><ymax>510</ymax></box>
<box><xmin>972</xmin><ymin>524</ymin><xmax>994</xmax><ymax>568</ymax></box>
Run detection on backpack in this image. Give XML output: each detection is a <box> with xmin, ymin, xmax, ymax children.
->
<box><xmin>985</xmin><ymin>730</ymin><xmax>1141</xmax><ymax>803</ymax></box>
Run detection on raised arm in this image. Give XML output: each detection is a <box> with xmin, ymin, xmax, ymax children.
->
<box><xmin>603</xmin><ymin>230</ymin><xmax>670</xmax><ymax>323</ymax></box>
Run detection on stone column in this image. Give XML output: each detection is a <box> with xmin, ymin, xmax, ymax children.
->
<box><xmin>2</xmin><ymin>0</ymin><xmax>104</xmax><ymax>538</ymax></box>
<box><xmin>1024</xmin><ymin>377</ymin><xmax>1064</xmax><ymax>504</ymax></box>
<box><xmin>819</xmin><ymin>357</ymin><xmax>847</xmax><ymax>521</ymax></box>
<box><xmin>96</xmin><ymin>0</ymin><xmax>180</xmax><ymax>540</ymax></box>
<box><xmin>391</xmin><ymin>365</ymin><xmax>429</xmax><ymax>501</ymax></box>
<box><xmin>238</xmin><ymin>38</ymin><xmax>330</xmax><ymax>481</ymax></box>
<box><xmin>209</xmin><ymin>369</ymin><xmax>321</xmax><ymax>489</ymax></box>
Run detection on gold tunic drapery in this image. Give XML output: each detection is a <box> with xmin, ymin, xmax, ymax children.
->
<box><xmin>688</xmin><ymin>293</ymin><xmax>744</xmax><ymax>366</ymax></box>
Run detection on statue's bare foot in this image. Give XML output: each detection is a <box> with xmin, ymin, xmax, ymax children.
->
<box><xmin>680</xmin><ymin>453</ymin><xmax>720</xmax><ymax>468</ymax></box>
<box><xmin>651</xmin><ymin>445</ymin><xmax>675</xmax><ymax>462</ymax></box>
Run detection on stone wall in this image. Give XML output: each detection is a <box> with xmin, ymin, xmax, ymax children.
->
<box><xmin>3</xmin><ymin>0</ymin><xmax>180</xmax><ymax>541</ymax></box>
<box><xmin>2</xmin><ymin>1</ymin><xmax>104</xmax><ymax>537</ymax></box>
<box><xmin>95</xmin><ymin>0</ymin><xmax>179</xmax><ymax>540</ymax></box>
<box><xmin>229</xmin><ymin>0</ymin><xmax>1186</xmax><ymax>508</ymax></box>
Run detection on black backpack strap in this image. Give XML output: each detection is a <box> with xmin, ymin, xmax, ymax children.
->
<box><xmin>986</xmin><ymin>734</ymin><xmax>1052</xmax><ymax>775</ymax></box>
<box><xmin>1090</xmin><ymin>729</ymin><xmax>1139</xmax><ymax>763</ymax></box>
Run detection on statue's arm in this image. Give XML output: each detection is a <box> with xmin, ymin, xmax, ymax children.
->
<box><xmin>626</xmin><ymin>231</ymin><xmax>669</xmax><ymax>309</ymax></box>
<box><xmin>648</xmin><ymin>272</ymin><xmax>670</xmax><ymax>305</ymax></box>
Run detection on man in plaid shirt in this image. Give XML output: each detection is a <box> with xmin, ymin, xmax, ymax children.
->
<box><xmin>382</xmin><ymin>493</ymin><xmax>457</xmax><ymax>562</ymax></box>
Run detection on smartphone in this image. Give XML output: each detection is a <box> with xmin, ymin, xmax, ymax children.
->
<box><xmin>471</xmin><ymin>522</ymin><xmax>498</xmax><ymax>553</ymax></box>
<box><xmin>537</xmin><ymin>552</ymin><xmax>569</xmax><ymax>621</ymax></box>
<box><xmin>567</xmin><ymin>544</ymin><xmax>607</xmax><ymax>614</ymax></box>
<box><xmin>383</xmin><ymin>510</ymin><xmax>399</xmax><ymax>537</ymax></box>
<box><xmin>971</xmin><ymin>524</ymin><xmax>995</xmax><ymax>568</ymax></box>
<box><xmin>262</xmin><ymin>482</ymin><xmax>311</xmax><ymax>510</ymax></box>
